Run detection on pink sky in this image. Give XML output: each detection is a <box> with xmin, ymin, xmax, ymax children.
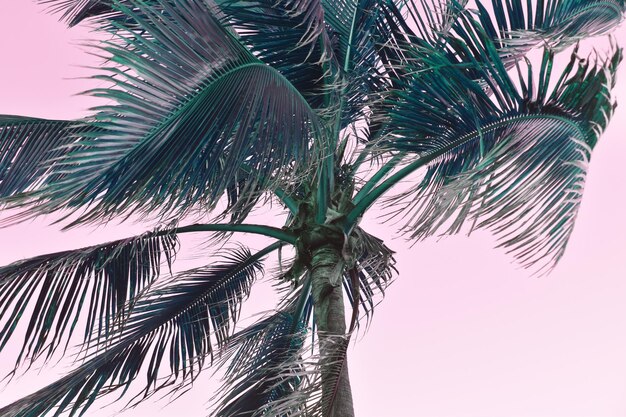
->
<box><xmin>1</xmin><ymin>3</ymin><xmax>626</xmax><ymax>416</ymax></box>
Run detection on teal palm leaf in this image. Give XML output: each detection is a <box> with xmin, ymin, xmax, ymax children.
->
<box><xmin>421</xmin><ymin>0</ymin><xmax>626</xmax><ymax>68</ymax></box>
<box><xmin>321</xmin><ymin>0</ymin><xmax>399</xmax><ymax>126</ymax></box>
<box><xmin>214</xmin><ymin>279</ymin><xmax>351</xmax><ymax>417</ymax></box>
<box><xmin>47</xmin><ymin>0</ymin><xmax>334</xmax><ymax>111</ymax></box>
<box><xmin>37</xmin><ymin>0</ymin><xmax>116</xmax><ymax>26</ymax></box>
<box><xmin>222</xmin><ymin>0</ymin><xmax>402</xmax><ymax>127</ymax></box>
<box><xmin>218</xmin><ymin>0</ymin><xmax>333</xmax><ymax>111</ymax></box>
<box><xmin>0</xmin><ymin>244</ymin><xmax>274</xmax><ymax>417</ymax></box>
<box><xmin>0</xmin><ymin>227</ymin><xmax>177</xmax><ymax>369</ymax></box>
<box><xmin>474</xmin><ymin>0</ymin><xmax>626</xmax><ymax>51</ymax></box>
<box><xmin>23</xmin><ymin>0</ymin><xmax>323</xmax><ymax>225</ymax></box>
<box><xmin>392</xmin><ymin>0</ymin><xmax>625</xmax><ymax>78</ymax></box>
<box><xmin>375</xmin><ymin>29</ymin><xmax>621</xmax><ymax>273</ymax></box>
<box><xmin>213</xmin><ymin>289</ymin><xmax>312</xmax><ymax>417</ymax></box>
<box><xmin>343</xmin><ymin>227</ymin><xmax>396</xmax><ymax>326</ymax></box>
<box><xmin>0</xmin><ymin>117</ymin><xmax>96</xmax><ymax>199</ymax></box>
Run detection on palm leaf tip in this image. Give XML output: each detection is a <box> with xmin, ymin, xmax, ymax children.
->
<box><xmin>37</xmin><ymin>0</ymin><xmax>130</xmax><ymax>26</ymax></box>
<box><xmin>543</xmin><ymin>0</ymin><xmax>626</xmax><ymax>42</ymax></box>
<box><xmin>479</xmin><ymin>0</ymin><xmax>626</xmax><ymax>47</ymax></box>
<box><xmin>0</xmin><ymin>228</ymin><xmax>178</xmax><ymax>370</ymax></box>
<box><xmin>0</xmin><ymin>117</ymin><xmax>97</xmax><ymax>201</ymax></box>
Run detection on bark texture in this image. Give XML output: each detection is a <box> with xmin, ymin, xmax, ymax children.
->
<box><xmin>310</xmin><ymin>244</ymin><xmax>354</xmax><ymax>417</ymax></box>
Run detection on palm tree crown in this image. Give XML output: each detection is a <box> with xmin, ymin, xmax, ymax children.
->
<box><xmin>0</xmin><ymin>0</ymin><xmax>624</xmax><ymax>416</ymax></box>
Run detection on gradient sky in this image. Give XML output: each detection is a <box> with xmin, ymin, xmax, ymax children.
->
<box><xmin>1</xmin><ymin>3</ymin><xmax>626</xmax><ymax>417</ymax></box>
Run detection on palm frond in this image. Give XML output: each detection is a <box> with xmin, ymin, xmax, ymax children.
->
<box><xmin>213</xmin><ymin>279</ymin><xmax>350</xmax><ymax>417</ymax></box>
<box><xmin>321</xmin><ymin>0</ymin><xmax>378</xmax><ymax>66</ymax></box>
<box><xmin>0</xmin><ymin>116</ymin><xmax>96</xmax><ymax>199</ymax></box>
<box><xmin>473</xmin><ymin>0</ymin><xmax>626</xmax><ymax>52</ymax></box>
<box><xmin>397</xmin><ymin>0</ymin><xmax>467</xmax><ymax>44</ymax></box>
<box><xmin>223</xmin><ymin>168</ymin><xmax>268</xmax><ymax>224</ymax></box>
<box><xmin>218</xmin><ymin>0</ymin><xmax>334</xmax><ymax>112</ymax></box>
<box><xmin>37</xmin><ymin>0</ymin><xmax>161</xmax><ymax>27</ymax></box>
<box><xmin>376</xmin><ymin>26</ymin><xmax>622</xmax><ymax>273</ymax></box>
<box><xmin>217</xmin><ymin>279</ymin><xmax>351</xmax><ymax>417</ymax></box>
<box><xmin>0</xmin><ymin>227</ymin><xmax>177</xmax><ymax>370</ymax></box>
<box><xmin>412</xmin><ymin>0</ymin><xmax>626</xmax><ymax>67</ymax></box>
<box><xmin>212</xmin><ymin>284</ymin><xmax>313</xmax><ymax>417</ymax></box>
<box><xmin>238</xmin><ymin>344</ymin><xmax>347</xmax><ymax>417</ymax></box>
<box><xmin>23</xmin><ymin>0</ymin><xmax>323</xmax><ymax>226</ymax></box>
<box><xmin>343</xmin><ymin>227</ymin><xmax>396</xmax><ymax>328</ymax></box>
<box><xmin>41</xmin><ymin>0</ymin><xmax>329</xmax><ymax>58</ymax></box>
<box><xmin>221</xmin><ymin>0</ymin><xmax>393</xmax><ymax>126</ymax></box>
<box><xmin>321</xmin><ymin>0</ymin><xmax>402</xmax><ymax>126</ymax></box>
<box><xmin>392</xmin><ymin>0</ymin><xmax>624</xmax><ymax>76</ymax></box>
<box><xmin>38</xmin><ymin>0</ymin><xmax>115</xmax><ymax>26</ymax></box>
<box><xmin>0</xmin><ymin>244</ymin><xmax>275</xmax><ymax>417</ymax></box>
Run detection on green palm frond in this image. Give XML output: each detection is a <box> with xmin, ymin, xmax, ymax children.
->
<box><xmin>51</xmin><ymin>0</ymin><xmax>333</xmax><ymax>113</ymax></box>
<box><xmin>321</xmin><ymin>0</ymin><xmax>379</xmax><ymax>66</ymax></box>
<box><xmin>223</xmin><ymin>0</ymin><xmax>398</xmax><ymax>128</ymax></box>
<box><xmin>391</xmin><ymin>1</ymin><xmax>624</xmax><ymax>75</ymax></box>
<box><xmin>0</xmin><ymin>244</ymin><xmax>275</xmax><ymax>417</ymax></box>
<box><xmin>0</xmin><ymin>227</ymin><xmax>177</xmax><ymax>370</ymax></box>
<box><xmin>244</xmin><ymin>348</ymin><xmax>349</xmax><ymax>417</ymax></box>
<box><xmin>321</xmin><ymin>0</ymin><xmax>400</xmax><ymax>126</ymax></box>
<box><xmin>474</xmin><ymin>0</ymin><xmax>626</xmax><ymax>52</ymax></box>
<box><xmin>0</xmin><ymin>116</ymin><xmax>96</xmax><ymax>199</ymax></box>
<box><xmin>38</xmin><ymin>0</ymin><xmax>117</xmax><ymax>26</ymax></box>
<box><xmin>213</xmin><ymin>279</ymin><xmax>349</xmax><ymax>417</ymax></box>
<box><xmin>372</xmin><ymin>29</ymin><xmax>621</xmax><ymax>273</ymax></box>
<box><xmin>38</xmin><ymin>0</ymin><xmax>168</xmax><ymax>28</ymax></box>
<box><xmin>223</xmin><ymin>168</ymin><xmax>268</xmax><ymax>224</ymax></box>
<box><xmin>22</xmin><ymin>0</ymin><xmax>323</xmax><ymax>225</ymax></box>
<box><xmin>343</xmin><ymin>227</ymin><xmax>396</xmax><ymax>328</ymax></box>
<box><xmin>415</xmin><ymin>0</ymin><xmax>626</xmax><ymax>67</ymax></box>
<box><xmin>213</xmin><ymin>285</ymin><xmax>313</xmax><ymax>416</ymax></box>
<box><xmin>3</xmin><ymin>1</ymin><xmax>625</xmax><ymax>415</ymax></box>
<box><xmin>218</xmin><ymin>0</ymin><xmax>334</xmax><ymax>112</ymax></box>
<box><xmin>396</xmin><ymin>0</ymin><xmax>466</xmax><ymax>43</ymax></box>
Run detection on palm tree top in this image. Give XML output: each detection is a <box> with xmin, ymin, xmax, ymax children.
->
<box><xmin>0</xmin><ymin>1</ymin><xmax>625</xmax><ymax>416</ymax></box>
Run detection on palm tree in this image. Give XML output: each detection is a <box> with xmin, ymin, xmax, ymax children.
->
<box><xmin>0</xmin><ymin>0</ymin><xmax>624</xmax><ymax>416</ymax></box>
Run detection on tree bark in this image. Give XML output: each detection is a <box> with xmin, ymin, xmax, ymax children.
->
<box><xmin>310</xmin><ymin>244</ymin><xmax>355</xmax><ymax>417</ymax></box>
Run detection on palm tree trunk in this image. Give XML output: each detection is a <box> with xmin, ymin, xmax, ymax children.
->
<box><xmin>310</xmin><ymin>243</ymin><xmax>355</xmax><ymax>417</ymax></box>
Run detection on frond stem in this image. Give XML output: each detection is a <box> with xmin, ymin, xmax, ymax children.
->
<box><xmin>352</xmin><ymin>154</ymin><xmax>404</xmax><ymax>205</ymax></box>
<box><xmin>174</xmin><ymin>223</ymin><xmax>296</xmax><ymax>245</ymax></box>
<box><xmin>236</xmin><ymin>164</ymin><xmax>298</xmax><ymax>214</ymax></box>
<box><xmin>273</xmin><ymin>188</ymin><xmax>298</xmax><ymax>213</ymax></box>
